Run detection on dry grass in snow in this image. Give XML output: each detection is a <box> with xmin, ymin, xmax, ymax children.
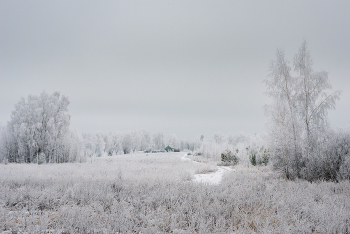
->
<box><xmin>0</xmin><ymin>152</ymin><xmax>350</xmax><ymax>233</ymax></box>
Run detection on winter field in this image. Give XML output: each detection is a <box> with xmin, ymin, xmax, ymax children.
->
<box><xmin>1</xmin><ymin>152</ymin><xmax>350</xmax><ymax>233</ymax></box>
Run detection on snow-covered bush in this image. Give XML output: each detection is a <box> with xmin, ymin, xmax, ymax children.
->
<box><xmin>220</xmin><ymin>149</ymin><xmax>239</xmax><ymax>166</ymax></box>
<box><xmin>339</xmin><ymin>156</ymin><xmax>350</xmax><ymax>180</ymax></box>
<box><xmin>247</xmin><ymin>146</ymin><xmax>270</xmax><ymax>166</ymax></box>
<box><xmin>196</xmin><ymin>132</ymin><xmax>269</xmax><ymax>166</ymax></box>
<box><xmin>317</xmin><ymin>128</ymin><xmax>350</xmax><ymax>181</ymax></box>
<box><xmin>270</xmin><ymin>127</ymin><xmax>350</xmax><ymax>181</ymax></box>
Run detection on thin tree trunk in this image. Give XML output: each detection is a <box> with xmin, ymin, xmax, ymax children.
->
<box><xmin>284</xmin><ymin>75</ymin><xmax>298</xmax><ymax>178</ymax></box>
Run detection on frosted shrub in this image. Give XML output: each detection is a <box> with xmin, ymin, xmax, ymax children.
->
<box><xmin>272</xmin><ymin>128</ymin><xmax>350</xmax><ymax>181</ymax></box>
<box><xmin>339</xmin><ymin>156</ymin><xmax>350</xmax><ymax>180</ymax></box>
<box><xmin>248</xmin><ymin>147</ymin><xmax>257</xmax><ymax>166</ymax></box>
<box><xmin>319</xmin><ymin>128</ymin><xmax>350</xmax><ymax>181</ymax></box>
<box><xmin>258</xmin><ymin>148</ymin><xmax>270</xmax><ymax>166</ymax></box>
<box><xmin>195</xmin><ymin>133</ymin><xmax>269</xmax><ymax>167</ymax></box>
<box><xmin>247</xmin><ymin>146</ymin><xmax>270</xmax><ymax>166</ymax></box>
<box><xmin>220</xmin><ymin>150</ymin><xmax>239</xmax><ymax>166</ymax></box>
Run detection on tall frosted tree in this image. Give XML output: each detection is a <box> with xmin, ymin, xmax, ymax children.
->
<box><xmin>293</xmin><ymin>41</ymin><xmax>341</xmax><ymax>179</ymax></box>
<box><xmin>265</xmin><ymin>41</ymin><xmax>341</xmax><ymax>180</ymax></box>
<box><xmin>4</xmin><ymin>92</ymin><xmax>72</xmax><ymax>163</ymax></box>
<box><xmin>264</xmin><ymin>49</ymin><xmax>299</xmax><ymax>178</ymax></box>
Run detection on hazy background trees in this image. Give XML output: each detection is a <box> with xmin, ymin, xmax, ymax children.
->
<box><xmin>265</xmin><ymin>41</ymin><xmax>345</xmax><ymax>181</ymax></box>
<box><xmin>0</xmin><ymin>91</ymin><xmax>201</xmax><ymax>163</ymax></box>
<box><xmin>152</xmin><ymin>132</ymin><xmax>165</xmax><ymax>150</ymax></box>
<box><xmin>0</xmin><ymin>91</ymin><xmax>266</xmax><ymax>164</ymax></box>
<box><xmin>166</xmin><ymin>133</ymin><xmax>178</xmax><ymax>149</ymax></box>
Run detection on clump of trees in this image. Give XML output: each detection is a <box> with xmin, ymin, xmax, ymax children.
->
<box><xmin>0</xmin><ymin>92</ymin><xmax>84</xmax><ymax>163</ymax></box>
<box><xmin>264</xmin><ymin>41</ymin><xmax>348</xmax><ymax>181</ymax></box>
<box><xmin>246</xmin><ymin>146</ymin><xmax>270</xmax><ymax>166</ymax></box>
<box><xmin>197</xmin><ymin>132</ymin><xmax>269</xmax><ymax>166</ymax></box>
<box><xmin>0</xmin><ymin>93</ymin><xmax>198</xmax><ymax>163</ymax></box>
<box><xmin>0</xmin><ymin>93</ymin><xmax>272</xmax><ymax>165</ymax></box>
<box><xmin>220</xmin><ymin>149</ymin><xmax>239</xmax><ymax>166</ymax></box>
<box><xmin>82</xmin><ymin>130</ymin><xmax>196</xmax><ymax>158</ymax></box>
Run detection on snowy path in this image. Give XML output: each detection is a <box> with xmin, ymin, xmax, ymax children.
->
<box><xmin>193</xmin><ymin>166</ymin><xmax>233</xmax><ymax>185</ymax></box>
<box><xmin>181</xmin><ymin>154</ymin><xmax>234</xmax><ymax>185</ymax></box>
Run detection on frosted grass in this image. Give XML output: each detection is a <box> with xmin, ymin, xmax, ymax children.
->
<box><xmin>1</xmin><ymin>152</ymin><xmax>349</xmax><ymax>233</ymax></box>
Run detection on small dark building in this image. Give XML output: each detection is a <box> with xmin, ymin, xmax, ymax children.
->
<box><xmin>165</xmin><ymin>145</ymin><xmax>180</xmax><ymax>152</ymax></box>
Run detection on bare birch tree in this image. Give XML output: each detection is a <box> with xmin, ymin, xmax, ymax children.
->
<box><xmin>294</xmin><ymin>40</ymin><xmax>341</xmax><ymax>180</ymax></box>
<box><xmin>265</xmin><ymin>41</ymin><xmax>341</xmax><ymax>180</ymax></box>
<box><xmin>264</xmin><ymin>49</ymin><xmax>299</xmax><ymax>178</ymax></box>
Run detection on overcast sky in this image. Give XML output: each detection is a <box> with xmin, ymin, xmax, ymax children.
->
<box><xmin>1</xmin><ymin>1</ymin><xmax>349</xmax><ymax>140</ymax></box>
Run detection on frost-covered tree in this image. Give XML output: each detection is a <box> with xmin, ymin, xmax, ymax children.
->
<box><xmin>139</xmin><ymin>129</ymin><xmax>151</xmax><ymax>151</ymax></box>
<box><xmin>319</xmin><ymin>128</ymin><xmax>350</xmax><ymax>181</ymax></box>
<box><xmin>65</xmin><ymin>129</ymin><xmax>85</xmax><ymax>162</ymax></box>
<box><xmin>102</xmin><ymin>132</ymin><xmax>114</xmax><ymax>156</ymax></box>
<box><xmin>166</xmin><ymin>133</ymin><xmax>178</xmax><ymax>148</ymax></box>
<box><xmin>293</xmin><ymin>41</ymin><xmax>341</xmax><ymax>179</ymax></box>
<box><xmin>226</xmin><ymin>134</ymin><xmax>235</xmax><ymax>145</ymax></box>
<box><xmin>3</xmin><ymin>92</ymin><xmax>73</xmax><ymax>163</ymax></box>
<box><xmin>264</xmin><ymin>48</ymin><xmax>300</xmax><ymax>178</ymax></box>
<box><xmin>129</xmin><ymin>130</ymin><xmax>140</xmax><ymax>153</ymax></box>
<box><xmin>265</xmin><ymin>99</ymin><xmax>294</xmax><ymax>177</ymax></box>
<box><xmin>0</xmin><ymin>126</ymin><xmax>8</xmax><ymax>163</ymax></box>
<box><xmin>95</xmin><ymin>132</ymin><xmax>105</xmax><ymax>157</ymax></box>
<box><xmin>82</xmin><ymin>132</ymin><xmax>96</xmax><ymax>159</ymax></box>
<box><xmin>111</xmin><ymin>131</ymin><xmax>123</xmax><ymax>155</ymax></box>
<box><xmin>213</xmin><ymin>132</ymin><xmax>225</xmax><ymax>145</ymax></box>
<box><xmin>122</xmin><ymin>132</ymin><xmax>132</xmax><ymax>154</ymax></box>
<box><xmin>226</xmin><ymin>132</ymin><xmax>250</xmax><ymax>147</ymax></box>
<box><xmin>152</xmin><ymin>132</ymin><xmax>164</xmax><ymax>150</ymax></box>
<box><xmin>179</xmin><ymin>139</ymin><xmax>195</xmax><ymax>151</ymax></box>
<box><xmin>265</xmin><ymin>41</ymin><xmax>341</xmax><ymax>180</ymax></box>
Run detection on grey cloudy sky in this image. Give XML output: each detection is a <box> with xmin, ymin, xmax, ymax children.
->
<box><xmin>1</xmin><ymin>0</ymin><xmax>350</xmax><ymax>140</ymax></box>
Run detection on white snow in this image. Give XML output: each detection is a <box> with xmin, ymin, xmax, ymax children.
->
<box><xmin>181</xmin><ymin>154</ymin><xmax>192</xmax><ymax>161</ymax></box>
<box><xmin>193</xmin><ymin>166</ymin><xmax>233</xmax><ymax>185</ymax></box>
<box><xmin>182</xmin><ymin>153</ymin><xmax>234</xmax><ymax>185</ymax></box>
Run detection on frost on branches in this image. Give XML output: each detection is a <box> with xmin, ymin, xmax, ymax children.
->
<box><xmin>0</xmin><ymin>92</ymin><xmax>84</xmax><ymax>163</ymax></box>
<box><xmin>264</xmin><ymin>41</ymin><xmax>346</xmax><ymax>181</ymax></box>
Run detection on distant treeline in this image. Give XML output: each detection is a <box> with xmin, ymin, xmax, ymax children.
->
<box><xmin>0</xmin><ymin>91</ymin><xmax>268</xmax><ymax>165</ymax></box>
<box><xmin>0</xmin><ymin>92</ymin><xmax>201</xmax><ymax>163</ymax></box>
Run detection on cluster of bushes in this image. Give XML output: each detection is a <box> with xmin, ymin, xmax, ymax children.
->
<box><xmin>219</xmin><ymin>150</ymin><xmax>239</xmax><ymax>166</ymax></box>
<box><xmin>218</xmin><ymin>147</ymin><xmax>270</xmax><ymax>167</ymax></box>
<box><xmin>247</xmin><ymin>147</ymin><xmax>270</xmax><ymax>166</ymax></box>
<box><xmin>192</xmin><ymin>132</ymin><xmax>271</xmax><ymax>167</ymax></box>
<box><xmin>271</xmin><ymin>128</ymin><xmax>350</xmax><ymax>181</ymax></box>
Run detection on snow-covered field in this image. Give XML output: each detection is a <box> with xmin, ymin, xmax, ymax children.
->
<box><xmin>1</xmin><ymin>152</ymin><xmax>350</xmax><ymax>233</ymax></box>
